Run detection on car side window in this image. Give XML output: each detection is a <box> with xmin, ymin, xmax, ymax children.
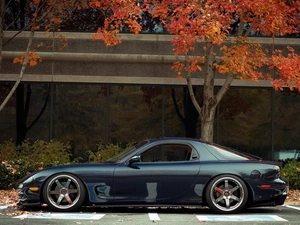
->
<box><xmin>141</xmin><ymin>144</ymin><xmax>192</xmax><ymax>162</ymax></box>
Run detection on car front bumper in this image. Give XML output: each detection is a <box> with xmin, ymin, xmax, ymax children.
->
<box><xmin>17</xmin><ymin>186</ymin><xmax>41</xmax><ymax>207</ymax></box>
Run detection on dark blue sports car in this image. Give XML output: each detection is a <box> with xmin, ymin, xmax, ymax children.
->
<box><xmin>17</xmin><ymin>138</ymin><xmax>288</xmax><ymax>214</ymax></box>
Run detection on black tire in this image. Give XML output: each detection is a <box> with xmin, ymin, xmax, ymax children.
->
<box><xmin>205</xmin><ymin>175</ymin><xmax>248</xmax><ymax>213</ymax></box>
<box><xmin>42</xmin><ymin>173</ymin><xmax>86</xmax><ymax>212</ymax></box>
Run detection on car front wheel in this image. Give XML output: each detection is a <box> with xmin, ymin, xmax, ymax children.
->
<box><xmin>205</xmin><ymin>175</ymin><xmax>248</xmax><ymax>213</ymax></box>
<box><xmin>42</xmin><ymin>173</ymin><xmax>86</xmax><ymax>212</ymax></box>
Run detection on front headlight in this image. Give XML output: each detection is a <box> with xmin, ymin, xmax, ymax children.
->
<box><xmin>18</xmin><ymin>176</ymin><xmax>34</xmax><ymax>189</ymax></box>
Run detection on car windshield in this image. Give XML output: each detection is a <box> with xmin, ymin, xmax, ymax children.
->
<box><xmin>105</xmin><ymin>140</ymin><xmax>149</xmax><ymax>163</ymax></box>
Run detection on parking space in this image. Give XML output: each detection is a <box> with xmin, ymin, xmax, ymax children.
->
<box><xmin>0</xmin><ymin>205</ymin><xmax>298</xmax><ymax>224</ymax></box>
<box><xmin>11</xmin><ymin>211</ymin><xmax>289</xmax><ymax>222</ymax></box>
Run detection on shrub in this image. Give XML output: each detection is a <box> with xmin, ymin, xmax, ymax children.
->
<box><xmin>280</xmin><ymin>158</ymin><xmax>300</xmax><ymax>168</ymax></box>
<box><xmin>87</xmin><ymin>141</ymin><xmax>134</xmax><ymax>162</ymax></box>
<box><xmin>0</xmin><ymin>139</ymin><xmax>74</xmax><ymax>190</ymax></box>
<box><xmin>86</xmin><ymin>142</ymin><xmax>124</xmax><ymax>162</ymax></box>
<box><xmin>17</xmin><ymin>139</ymin><xmax>73</xmax><ymax>167</ymax></box>
<box><xmin>0</xmin><ymin>140</ymin><xmax>17</xmax><ymax>161</ymax></box>
<box><xmin>0</xmin><ymin>163</ymin><xmax>13</xmax><ymax>190</ymax></box>
<box><xmin>282</xmin><ymin>159</ymin><xmax>300</xmax><ymax>190</ymax></box>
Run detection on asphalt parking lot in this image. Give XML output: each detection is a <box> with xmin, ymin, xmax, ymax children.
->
<box><xmin>0</xmin><ymin>204</ymin><xmax>300</xmax><ymax>225</ymax></box>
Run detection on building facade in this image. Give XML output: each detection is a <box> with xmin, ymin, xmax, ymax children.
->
<box><xmin>1</xmin><ymin>31</ymin><xmax>300</xmax><ymax>160</ymax></box>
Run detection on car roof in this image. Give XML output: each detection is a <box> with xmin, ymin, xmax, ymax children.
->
<box><xmin>147</xmin><ymin>137</ymin><xmax>205</xmax><ymax>144</ymax></box>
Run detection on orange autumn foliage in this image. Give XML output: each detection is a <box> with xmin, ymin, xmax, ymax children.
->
<box><xmin>90</xmin><ymin>0</ymin><xmax>143</xmax><ymax>46</ymax></box>
<box><xmin>13</xmin><ymin>50</ymin><xmax>42</xmax><ymax>66</ymax></box>
<box><xmin>15</xmin><ymin>0</ymin><xmax>300</xmax><ymax>91</ymax></box>
<box><xmin>92</xmin><ymin>0</ymin><xmax>300</xmax><ymax>91</ymax></box>
<box><xmin>150</xmin><ymin>0</ymin><xmax>300</xmax><ymax>90</ymax></box>
<box><xmin>13</xmin><ymin>0</ymin><xmax>90</xmax><ymax>66</ymax></box>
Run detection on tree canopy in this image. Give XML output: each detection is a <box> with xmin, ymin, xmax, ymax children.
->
<box><xmin>91</xmin><ymin>0</ymin><xmax>300</xmax><ymax>142</ymax></box>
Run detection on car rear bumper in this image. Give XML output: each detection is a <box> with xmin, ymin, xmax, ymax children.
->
<box><xmin>251</xmin><ymin>179</ymin><xmax>288</xmax><ymax>206</ymax></box>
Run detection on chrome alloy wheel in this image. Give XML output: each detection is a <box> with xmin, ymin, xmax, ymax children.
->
<box><xmin>206</xmin><ymin>175</ymin><xmax>248</xmax><ymax>213</ymax></box>
<box><xmin>43</xmin><ymin>174</ymin><xmax>85</xmax><ymax>211</ymax></box>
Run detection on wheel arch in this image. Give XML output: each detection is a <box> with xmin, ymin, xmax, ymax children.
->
<box><xmin>39</xmin><ymin>172</ymin><xmax>90</xmax><ymax>205</ymax></box>
<box><xmin>201</xmin><ymin>173</ymin><xmax>253</xmax><ymax>206</ymax></box>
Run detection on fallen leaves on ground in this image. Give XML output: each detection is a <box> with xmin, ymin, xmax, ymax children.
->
<box><xmin>0</xmin><ymin>189</ymin><xmax>32</xmax><ymax>216</ymax></box>
<box><xmin>285</xmin><ymin>189</ymin><xmax>300</xmax><ymax>205</ymax></box>
<box><xmin>0</xmin><ymin>189</ymin><xmax>18</xmax><ymax>206</ymax></box>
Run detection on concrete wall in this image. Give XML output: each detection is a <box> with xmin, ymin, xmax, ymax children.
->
<box><xmin>1</xmin><ymin>31</ymin><xmax>299</xmax><ymax>87</ymax></box>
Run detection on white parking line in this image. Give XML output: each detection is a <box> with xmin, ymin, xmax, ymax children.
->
<box><xmin>196</xmin><ymin>215</ymin><xmax>287</xmax><ymax>221</ymax></box>
<box><xmin>284</xmin><ymin>204</ymin><xmax>300</xmax><ymax>211</ymax></box>
<box><xmin>14</xmin><ymin>213</ymin><xmax>105</xmax><ymax>220</ymax></box>
<box><xmin>148</xmin><ymin>212</ymin><xmax>160</xmax><ymax>221</ymax></box>
<box><xmin>10</xmin><ymin>211</ymin><xmax>293</xmax><ymax>222</ymax></box>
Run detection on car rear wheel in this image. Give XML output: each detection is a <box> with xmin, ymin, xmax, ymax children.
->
<box><xmin>42</xmin><ymin>173</ymin><xmax>85</xmax><ymax>212</ymax></box>
<box><xmin>205</xmin><ymin>175</ymin><xmax>248</xmax><ymax>213</ymax></box>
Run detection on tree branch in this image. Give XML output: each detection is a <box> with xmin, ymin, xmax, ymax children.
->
<box><xmin>186</xmin><ymin>62</ymin><xmax>202</xmax><ymax>117</ymax></box>
<box><xmin>26</xmin><ymin>86</ymin><xmax>50</xmax><ymax>132</ymax></box>
<box><xmin>237</xmin><ymin>14</ymin><xmax>245</xmax><ymax>36</ymax></box>
<box><xmin>0</xmin><ymin>0</ymin><xmax>5</xmax><ymax>71</ymax></box>
<box><xmin>24</xmin><ymin>84</ymin><xmax>31</xmax><ymax>124</ymax></box>
<box><xmin>0</xmin><ymin>30</ymin><xmax>35</xmax><ymax>111</ymax></box>
<box><xmin>3</xmin><ymin>0</ymin><xmax>58</xmax><ymax>47</ymax></box>
<box><xmin>171</xmin><ymin>87</ymin><xmax>185</xmax><ymax>124</ymax></box>
<box><xmin>215</xmin><ymin>73</ymin><xmax>234</xmax><ymax>104</ymax></box>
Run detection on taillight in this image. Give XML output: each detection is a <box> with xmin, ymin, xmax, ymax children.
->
<box><xmin>260</xmin><ymin>185</ymin><xmax>271</xmax><ymax>189</ymax></box>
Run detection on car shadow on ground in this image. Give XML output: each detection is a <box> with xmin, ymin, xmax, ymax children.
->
<box><xmin>80</xmin><ymin>205</ymin><xmax>281</xmax><ymax>215</ymax></box>
<box><xmin>10</xmin><ymin>205</ymin><xmax>284</xmax><ymax>216</ymax></box>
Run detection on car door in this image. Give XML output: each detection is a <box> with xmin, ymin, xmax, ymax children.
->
<box><xmin>112</xmin><ymin>143</ymin><xmax>200</xmax><ymax>203</ymax></box>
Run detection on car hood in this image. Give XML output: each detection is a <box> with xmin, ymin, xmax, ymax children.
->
<box><xmin>18</xmin><ymin>162</ymin><xmax>119</xmax><ymax>186</ymax></box>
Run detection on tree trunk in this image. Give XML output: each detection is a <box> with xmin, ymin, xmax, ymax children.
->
<box><xmin>186</xmin><ymin>42</ymin><xmax>234</xmax><ymax>143</ymax></box>
<box><xmin>200</xmin><ymin>108</ymin><xmax>216</xmax><ymax>142</ymax></box>
<box><xmin>171</xmin><ymin>87</ymin><xmax>199</xmax><ymax>138</ymax></box>
<box><xmin>183</xmin><ymin>87</ymin><xmax>199</xmax><ymax>138</ymax></box>
<box><xmin>0</xmin><ymin>0</ymin><xmax>5</xmax><ymax>71</ymax></box>
<box><xmin>200</xmin><ymin>43</ymin><xmax>216</xmax><ymax>143</ymax></box>
<box><xmin>16</xmin><ymin>84</ymin><xmax>27</xmax><ymax>146</ymax></box>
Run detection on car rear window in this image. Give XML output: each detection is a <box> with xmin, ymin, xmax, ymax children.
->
<box><xmin>205</xmin><ymin>144</ymin><xmax>257</xmax><ymax>160</ymax></box>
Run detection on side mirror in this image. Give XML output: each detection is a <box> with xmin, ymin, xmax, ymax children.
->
<box><xmin>127</xmin><ymin>155</ymin><xmax>141</xmax><ymax>166</ymax></box>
